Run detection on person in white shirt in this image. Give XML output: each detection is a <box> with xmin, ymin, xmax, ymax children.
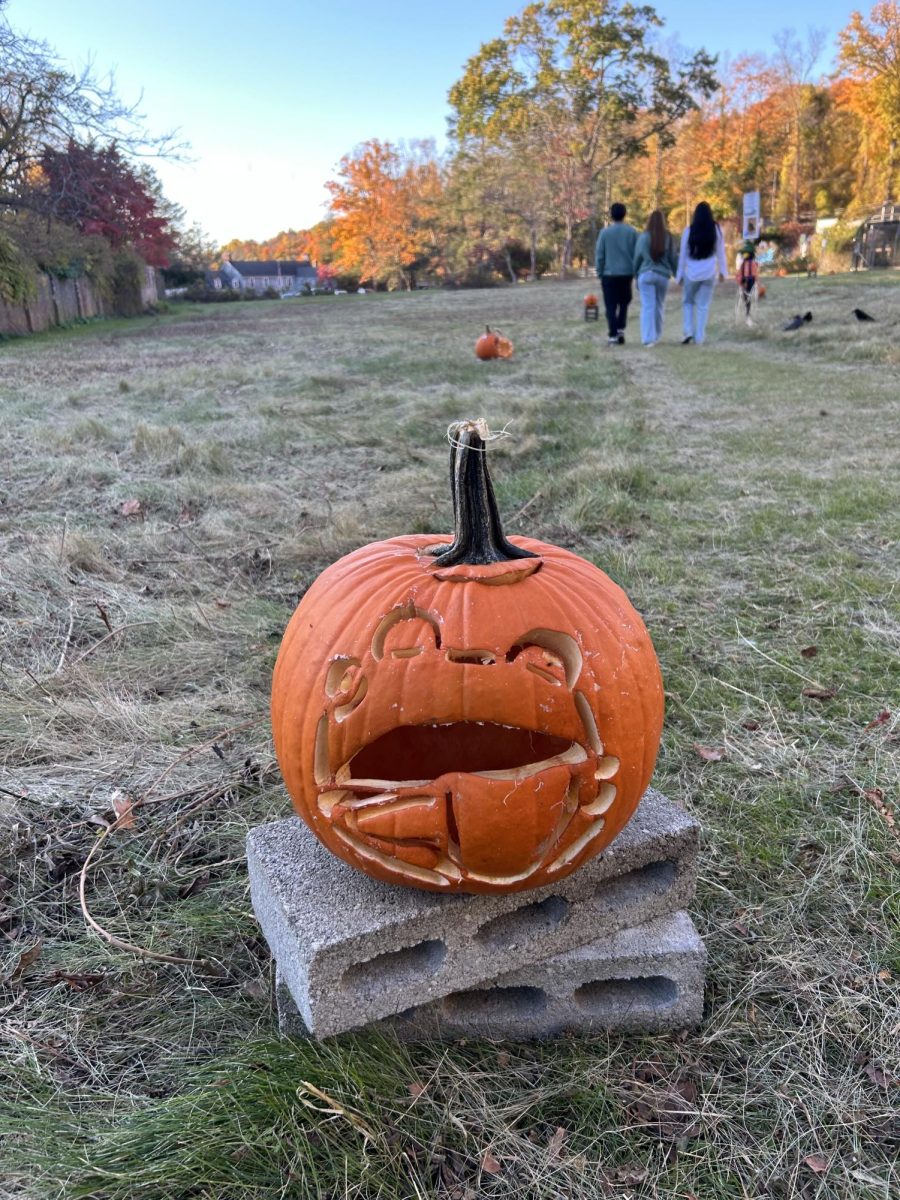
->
<box><xmin>675</xmin><ymin>201</ymin><xmax>728</xmax><ymax>344</ymax></box>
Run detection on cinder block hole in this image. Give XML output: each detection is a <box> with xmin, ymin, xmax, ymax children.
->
<box><xmin>574</xmin><ymin>974</ymin><xmax>678</xmax><ymax>1013</ymax></box>
<box><xmin>341</xmin><ymin>938</ymin><xmax>446</xmax><ymax>992</ymax></box>
<box><xmin>474</xmin><ymin>895</ymin><xmax>570</xmax><ymax>949</ymax></box>
<box><xmin>443</xmin><ymin>985</ymin><xmax>548</xmax><ymax>1020</ymax></box>
<box><xmin>597</xmin><ymin>859</ymin><xmax>676</xmax><ymax>908</ymax></box>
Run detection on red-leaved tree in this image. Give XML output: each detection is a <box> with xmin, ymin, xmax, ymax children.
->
<box><xmin>39</xmin><ymin>140</ymin><xmax>176</xmax><ymax>266</ymax></box>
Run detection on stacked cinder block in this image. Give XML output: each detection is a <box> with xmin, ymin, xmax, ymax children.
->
<box><xmin>248</xmin><ymin>787</ymin><xmax>706</xmax><ymax>1041</ymax></box>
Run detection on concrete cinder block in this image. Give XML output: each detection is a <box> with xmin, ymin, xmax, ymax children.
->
<box><xmin>248</xmin><ymin>788</ymin><xmax>699</xmax><ymax>1038</ymax></box>
<box><xmin>277</xmin><ymin>912</ymin><xmax>706</xmax><ymax>1041</ymax></box>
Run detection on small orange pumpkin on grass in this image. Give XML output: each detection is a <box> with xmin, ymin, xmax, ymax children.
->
<box><xmin>475</xmin><ymin>326</ymin><xmax>514</xmax><ymax>360</ymax></box>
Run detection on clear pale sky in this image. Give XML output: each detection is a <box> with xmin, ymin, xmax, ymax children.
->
<box><xmin>8</xmin><ymin>0</ymin><xmax>857</xmax><ymax>243</ymax></box>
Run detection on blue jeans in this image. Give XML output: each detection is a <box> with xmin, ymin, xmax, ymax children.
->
<box><xmin>682</xmin><ymin>278</ymin><xmax>715</xmax><ymax>343</ymax></box>
<box><xmin>638</xmin><ymin>272</ymin><xmax>669</xmax><ymax>344</ymax></box>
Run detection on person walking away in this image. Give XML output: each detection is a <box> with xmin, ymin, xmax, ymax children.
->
<box><xmin>633</xmin><ymin>210</ymin><xmax>678</xmax><ymax>346</ymax></box>
<box><xmin>595</xmin><ymin>202</ymin><xmax>638</xmax><ymax>345</ymax></box>
<box><xmin>736</xmin><ymin>246</ymin><xmax>758</xmax><ymax>324</ymax></box>
<box><xmin>675</xmin><ymin>201</ymin><xmax>727</xmax><ymax>344</ymax></box>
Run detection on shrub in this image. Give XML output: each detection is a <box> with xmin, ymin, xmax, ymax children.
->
<box><xmin>0</xmin><ymin>229</ymin><xmax>35</xmax><ymax>303</ymax></box>
<box><xmin>182</xmin><ymin>284</ymin><xmax>241</xmax><ymax>303</ymax></box>
<box><xmin>110</xmin><ymin>249</ymin><xmax>145</xmax><ymax>317</ymax></box>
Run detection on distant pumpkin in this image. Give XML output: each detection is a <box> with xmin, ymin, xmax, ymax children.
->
<box><xmin>584</xmin><ymin>293</ymin><xmax>599</xmax><ymax>307</ymax></box>
<box><xmin>475</xmin><ymin>326</ymin><xmax>514</xmax><ymax>360</ymax></box>
<box><xmin>757</xmin><ymin>284</ymin><xmax>766</xmax><ymax>299</ymax></box>
<box><xmin>271</xmin><ymin>420</ymin><xmax>664</xmax><ymax>894</ymax></box>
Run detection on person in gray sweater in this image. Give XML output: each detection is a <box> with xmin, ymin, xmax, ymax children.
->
<box><xmin>594</xmin><ymin>202</ymin><xmax>638</xmax><ymax>344</ymax></box>
<box><xmin>633</xmin><ymin>210</ymin><xmax>679</xmax><ymax>346</ymax></box>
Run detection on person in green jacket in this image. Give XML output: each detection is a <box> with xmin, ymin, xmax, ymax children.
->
<box><xmin>633</xmin><ymin>210</ymin><xmax>679</xmax><ymax>346</ymax></box>
<box><xmin>594</xmin><ymin>202</ymin><xmax>638</xmax><ymax>345</ymax></box>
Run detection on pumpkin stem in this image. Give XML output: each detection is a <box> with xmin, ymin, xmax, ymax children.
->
<box><xmin>429</xmin><ymin>421</ymin><xmax>538</xmax><ymax>567</ymax></box>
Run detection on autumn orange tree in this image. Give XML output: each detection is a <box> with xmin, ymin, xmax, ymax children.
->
<box><xmin>839</xmin><ymin>2</ymin><xmax>900</xmax><ymax>203</ymax></box>
<box><xmin>325</xmin><ymin>139</ymin><xmax>442</xmax><ymax>289</ymax></box>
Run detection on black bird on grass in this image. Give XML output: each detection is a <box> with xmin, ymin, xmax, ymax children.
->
<box><xmin>782</xmin><ymin>311</ymin><xmax>813</xmax><ymax>331</ymax></box>
<box><xmin>852</xmin><ymin>307</ymin><xmax>876</xmax><ymax>321</ymax></box>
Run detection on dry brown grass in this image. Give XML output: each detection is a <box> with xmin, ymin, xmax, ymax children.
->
<box><xmin>1</xmin><ymin>276</ymin><xmax>898</xmax><ymax>1199</ymax></box>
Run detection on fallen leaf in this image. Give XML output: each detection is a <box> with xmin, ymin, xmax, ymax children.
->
<box><xmin>214</xmin><ymin>598</ymin><xmax>232</xmax><ymax>609</ymax></box>
<box><xmin>742</xmin><ymin>719</ymin><xmax>761</xmax><ymax>731</ymax></box>
<box><xmin>624</xmin><ymin>1074</ymin><xmax>700</xmax><ymax>1141</ymax></box>
<box><xmin>863</xmin><ymin>710</ymin><xmax>891</xmax><ymax>732</ymax></box>
<box><xmin>53</xmin><ymin>970</ymin><xmax>104</xmax><ymax>991</ymax></box>
<box><xmin>693</xmin><ymin>744</ymin><xmax>725</xmax><ymax>762</ymax></box>
<box><xmin>111</xmin><ymin>789</ymin><xmax>136</xmax><ymax>829</ymax></box>
<box><xmin>613</xmin><ymin>1164</ymin><xmax>648</xmax><ymax>1185</ymax></box>
<box><xmin>800</xmin><ymin>645</ymin><xmax>818</xmax><ymax>658</ymax></box>
<box><xmin>803</xmin><ymin>1153</ymin><xmax>829</xmax><ymax>1174</ymax></box>
<box><xmin>120</xmin><ymin>498</ymin><xmax>142</xmax><ymax>516</ymax></box>
<box><xmin>862</xmin><ymin>789</ymin><xmax>897</xmax><ymax>835</ymax></box>
<box><xmin>863</xmin><ymin>1062</ymin><xmax>896</xmax><ymax>1088</ymax></box>
<box><xmin>802</xmin><ymin>687</ymin><xmax>836</xmax><ymax>700</ymax></box>
<box><xmin>178</xmin><ymin>871</ymin><xmax>210</xmax><ymax>899</ymax></box>
<box><xmin>497</xmin><ymin>1049</ymin><xmax>510</xmax><ymax>1068</ymax></box>
<box><xmin>9</xmin><ymin>939</ymin><xmax>43</xmax><ymax>981</ymax></box>
<box><xmin>407</xmin><ymin>1082</ymin><xmax>426</xmax><ymax>1099</ymax></box>
<box><xmin>548</xmin><ymin>1126</ymin><xmax>566</xmax><ymax>1158</ymax></box>
<box><xmin>876</xmin><ymin>969</ymin><xmax>892</xmax><ymax>982</ymax></box>
<box><xmin>481</xmin><ymin>1150</ymin><xmax>502</xmax><ymax>1175</ymax></box>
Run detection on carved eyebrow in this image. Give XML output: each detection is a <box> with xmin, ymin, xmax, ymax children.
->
<box><xmin>506</xmin><ymin>629</ymin><xmax>582</xmax><ymax>688</ymax></box>
<box><xmin>370</xmin><ymin>604</ymin><xmax>441</xmax><ymax>660</ymax></box>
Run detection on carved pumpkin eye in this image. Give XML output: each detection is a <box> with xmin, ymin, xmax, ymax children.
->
<box><xmin>507</xmin><ymin>643</ymin><xmax>566</xmax><ymax>686</ymax></box>
<box><xmin>371</xmin><ymin>605</ymin><xmax>441</xmax><ymax>660</ymax></box>
<box><xmin>506</xmin><ymin>630</ymin><xmax>582</xmax><ymax>688</ymax></box>
<box><xmin>324</xmin><ymin>657</ymin><xmax>367</xmax><ymax>721</ymax></box>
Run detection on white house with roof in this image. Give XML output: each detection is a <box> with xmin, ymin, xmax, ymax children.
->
<box><xmin>219</xmin><ymin>260</ymin><xmax>322</xmax><ymax>292</ymax></box>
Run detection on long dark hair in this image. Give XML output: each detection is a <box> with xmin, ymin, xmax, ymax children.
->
<box><xmin>647</xmin><ymin>210</ymin><xmax>667</xmax><ymax>261</ymax></box>
<box><xmin>688</xmin><ymin>201</ymin><xmax>717</xmax><ymax>259</ymax></box>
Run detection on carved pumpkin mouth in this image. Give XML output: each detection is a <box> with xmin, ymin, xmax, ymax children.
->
<box><xmin>317</xmin><ymin>716</ymin><xmax>620</xmax><ymax>889</ymax></box>
<box><xmin>342</xmin><ymin>722</ymin><xmax>585</xmax><ymax>787</ymax></box>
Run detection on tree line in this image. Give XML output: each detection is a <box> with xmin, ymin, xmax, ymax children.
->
<box><xmin>0</xmin><ymin>0</ymin><xmax>209</xmax><ymax>307</ymax></box>
<box><xmin>222</xmin><ymin>2</ymin><xmax>900</xmax><ymax>290</ymax></box>
<box><xmin>2</xmin><ymin>0</ymin><xmax>896</xmax><ymax>304</ymax></box>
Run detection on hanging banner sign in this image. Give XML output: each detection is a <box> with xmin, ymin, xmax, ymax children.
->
<box><xmin>743</xmin><ymin>191</ymin><xmax>761</xmax><ymax>240</ymax></box>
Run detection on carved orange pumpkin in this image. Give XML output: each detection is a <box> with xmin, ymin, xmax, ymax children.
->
<box><xmin>584</xmin><ymin>293</ymin><xmax>599</xmax><ymax>307</ymax></box>
<box><xmin>271</xmin><ymin>421</ymin><xmax>664</xmax><ymax>894</ymax></box>
<box><xmin>475</xmin><ymin>326</ymin><xmax>513</xmax><ymax>360</ymax></box>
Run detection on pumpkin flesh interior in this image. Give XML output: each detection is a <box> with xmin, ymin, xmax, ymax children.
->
<box><xmin>347</xmin><ymin>722</ymin><xmax>574</xmax><ymax>783</ymax></box>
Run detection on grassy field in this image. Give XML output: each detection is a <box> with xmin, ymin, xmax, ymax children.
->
<box><xmin>1</xmin><ymin>274</ymin><xmax>898</xmax><ymax>1200</ymax></box>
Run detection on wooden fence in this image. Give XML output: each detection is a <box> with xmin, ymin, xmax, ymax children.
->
<box><xmin>0</xmin><ymin>266</ymin><xmax>159</xmax><ymax>337</ymax></box>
